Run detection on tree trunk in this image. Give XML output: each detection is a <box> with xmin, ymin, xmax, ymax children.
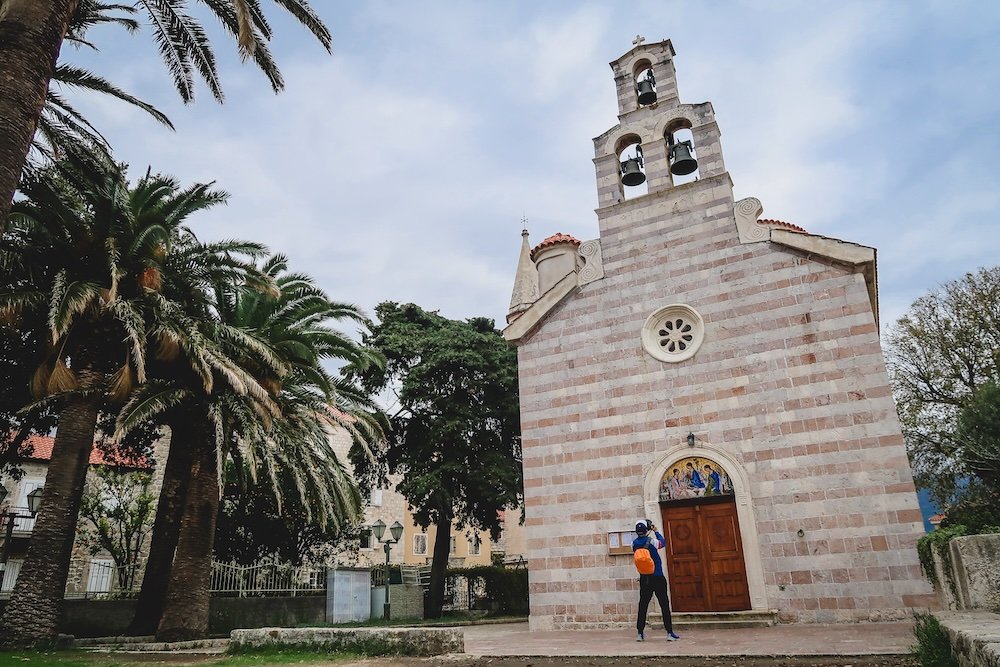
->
<box><xmin>425</xmin><ymin>510</ymin><xmax>453</xmax><ymax>619</ymax></box>
<box><xmin>0</xmin><ymin>365</ymin><xmax>102</xmax><ymax>647</ymax></box>
<box><xmin>155</xmin><ymin>414</ymin><xmax>219</xmax><ymax>642</ymax></box>
<box><xmin>0</xmin><ymin>0</ymin><xmax>78</xmax><ymax>228</ymax></box>
<box><xmin>128</xmin><ymin>417</ymin><xmax>196</xmax><ymax>636</ymax></box>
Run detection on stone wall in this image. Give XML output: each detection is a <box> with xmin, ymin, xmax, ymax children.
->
<box><xmin>934</xmin><ymin>611</ymin><xmax>1000</xmax><ymax>667</ymax></box>
<box><xmin>516</xmin><ymin>179</ymin><xmax>932</xmax><ymax>626</ymax></box>
<box><xmin>389</xmin><ymin>583</ymin><xmax>424</xmax><ymax>620</ymax></box>
<box><xmin>511</xmin><ymin>42</ymin><xmax>934</xmax><ymax>630</ymax></box>
<box><xmin>0</xmin><ymin>596</ymin><xmax>326</xmax><ymax>638</ymax></box>
<box><xmin>931</xmin><ymin>534</ymin><xmax>1000</xmax><ymax>612</ymax></box>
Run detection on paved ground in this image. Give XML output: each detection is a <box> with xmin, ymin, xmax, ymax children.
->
<box><xmin>461</xmin><ymin>622</ymin><xmax>916</xmax><ymax>657</ymax></box>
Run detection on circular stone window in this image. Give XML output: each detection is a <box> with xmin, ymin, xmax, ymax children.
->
<box><xmin>641</xmin><ymin>304</ymin><xmax>705</xmax><ymax>363</ymax></box>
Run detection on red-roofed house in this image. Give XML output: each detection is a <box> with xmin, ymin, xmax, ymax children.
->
<box><xmin>1</xmin><ymin>434</ymin><xmax>162</xmax><ymax>597</ymax></box>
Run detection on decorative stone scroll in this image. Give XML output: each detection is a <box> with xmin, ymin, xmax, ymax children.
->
<box><xmin>733</xmin><ymin>196</ymin><xmax>770</xmax><ymax>244</ymax></box>
<box><xmin>577</xmin><ymin>239</ymin><xmax>605</xmax><ymax>286</ymax></box>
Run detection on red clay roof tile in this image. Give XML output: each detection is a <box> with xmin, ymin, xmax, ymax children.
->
<box><xmin>530</xmin><ymin>233</ymin><xmax>582</xmax><ymax>259</ymax></box>
<box><xmin>18</xmin><ymin>433</ymin><xmax>152</xmax><ymax>469</ymax></box>
<box><xmin>759</xmin><ymin>218</ymin><xmax>808</xmax><ymax>234</ymax></box>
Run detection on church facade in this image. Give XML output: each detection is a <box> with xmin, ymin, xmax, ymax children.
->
<box><xmin>503</xmin><ymin>39</ymin><xmax>934</xmax><ymax>629</ymax></box>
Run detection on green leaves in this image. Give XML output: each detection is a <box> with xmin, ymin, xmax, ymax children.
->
<box><xmin>887</xmin><ymin>266</ymin><xmax>1000</xmax><ymax>507</ymax></box>
<box><xmin>360</xmin><ymin>302</ymin><xmax>521</xmax><ymax>537</ymax></box>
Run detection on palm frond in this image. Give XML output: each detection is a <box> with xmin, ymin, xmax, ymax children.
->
<box><xmin>115</xmin><ymin>383</ymin><xmax>192</xmax><ymax>439</ymax></box>
<box><xmin>269</xmin><ymin>0</ymin><xmax>331</xmax><ymax>52</ymax></box>
<box><xmin>139</xmin><ymin>0</ymin><xmax>222</xmax><ymax>103</ymax></box>
<box><xmin>53</xmin><ymin>64</ymin><xmax>175</xmax><ymax>129</ymax></box>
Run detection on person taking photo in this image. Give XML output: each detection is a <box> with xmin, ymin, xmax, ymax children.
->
<box><xmin>632</xmin><ymin>518</ymin><xmax>679</xmax><ymax>642</ymax></box>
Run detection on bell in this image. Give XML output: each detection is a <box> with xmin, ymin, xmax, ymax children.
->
<box><xmin>637</xmin><ymin>80</ymin><xmax>657</xmax><ymax>106</ymax></box>
<box><xmin>669</xmin><ymin>141</ymin><xmax>698</xmax><ymax>176</ymax></box>
<box><xmin>620</xmin><ymin>158</ymin><xmax>646</xmax><ymax>186</ymax></box>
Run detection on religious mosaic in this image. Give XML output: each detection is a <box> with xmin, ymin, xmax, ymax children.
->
<box><xmin>659</xmin><ymin>456</ymin><xmax>734</xmax><ymax>501</ymax></box>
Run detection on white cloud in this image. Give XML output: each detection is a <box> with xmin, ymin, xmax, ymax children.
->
<box><xmin>60</xmin><ymin>1</ymin><xmax>1000</xmax><ymax>331</ymax></box>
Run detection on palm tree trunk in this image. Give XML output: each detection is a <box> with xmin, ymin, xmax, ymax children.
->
<box><xmin>155</xmin><ymin>415</ymin><xmax>219</xmax><ymax>641</ymax></box>
<box><xmin>0</xmin><ymin>0</ymin><xmax>78</xmax><ymax>228</ymax></box>
<box><xmin>0</xmin><ymin>365</ymin><xmax>102</xmax><ymax>647</ymax></box>
<box><xmin>425</xmin><ymin>508</ymin><xmax>453</xmax><ymax>619</ymax></box>
<box><xmin>128</xmin><ymin>416</ymin><xmax>195</xmax><ymax>635</ymax></box>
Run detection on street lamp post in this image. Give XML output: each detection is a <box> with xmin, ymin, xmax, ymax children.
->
<box><xmin>371</xmin><ymin>519</ymin><xmax>404</xmax><ymax>621</ymax></box>
<box><xmin>0</xmin><ymin>485</ymin><xmax>44</xmax><ymax>587</ymax></box>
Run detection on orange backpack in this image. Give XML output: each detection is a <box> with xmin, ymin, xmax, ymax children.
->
<box><xmin>633</xmin><ymin>537</ymin><xmax>655</xmax><ymax>575</ymax></box>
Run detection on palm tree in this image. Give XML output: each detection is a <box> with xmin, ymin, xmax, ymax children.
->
<box><xmin>29</xmin><ymin>3</ymin><xmax>174</xmax><ymax>172</ymax></box>
<box><xmin>0</xmin><ymin>161</ymin><xmax>270</xmax><ymax>646</ymax></box>
<box><xmin>116</xmin><ymin>256</ymin><xmax>386</xmax><ymax>640</ymax></box>
<box><xmin>0</xmin><ymin>0</ymin><xmax>331</xmax><ymax>228</ymax></box>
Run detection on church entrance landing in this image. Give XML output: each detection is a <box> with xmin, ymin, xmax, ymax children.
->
<box><xmin>660</xmin><ymin>495</ymin><xmax>751</xmax><ymax>612</ymax></box>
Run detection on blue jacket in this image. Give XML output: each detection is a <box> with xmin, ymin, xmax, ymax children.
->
<box><xmin>632</xmin><ymin>531</ymin><xmax>665</xmax><ymax>577</ymax></box>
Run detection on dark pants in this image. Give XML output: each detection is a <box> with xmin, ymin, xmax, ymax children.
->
<box><xmin>637</xmin><ymin>574</ymin><xmax>673</xmax><ymax>633</ymax></box>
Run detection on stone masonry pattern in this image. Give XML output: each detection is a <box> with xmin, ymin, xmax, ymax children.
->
<box><xmin>513</xmin><ymin>41</ymin><xmax>932</xmax><ymax>630</ymax></box>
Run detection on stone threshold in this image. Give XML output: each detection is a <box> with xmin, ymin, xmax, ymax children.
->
<box><xmin>649</xmin><ymin>609</ymin><xmax>779</xmax><ymax>629</ymax></box>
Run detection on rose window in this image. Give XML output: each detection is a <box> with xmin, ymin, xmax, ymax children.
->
<box><xmin>658</xmin><ymin>318</ymin><xmax>694</xmax><ymax>353</ymax></box>
<box><xmin>641</xmin><ymin>304</ymin><xmax>705</xmax><ymax>363</ymax></box>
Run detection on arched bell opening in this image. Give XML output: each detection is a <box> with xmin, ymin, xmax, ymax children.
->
<box><xmin>615</xmin><ymin>134</ymin><xmax>648</xmax><ymax>199</ymax></box>
<box><xmin>633</xmin><ymin>60</ymin><xmax>657</xmax><ymax>107</ymax></box>
<box><xmin>665</xmin><ymin>120</ymin><xmax>700</xmax><ymax>186</ymax></box>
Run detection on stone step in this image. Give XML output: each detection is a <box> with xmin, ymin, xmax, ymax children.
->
<box><xmin>649</xmin><ymin>610</ymin><xmax>778</xmax><ymax>629</ymax></box>
<box><xmin>83</xmin><ymin>638</ymin><xmax>230</xmax><ymax>653</ymax></box>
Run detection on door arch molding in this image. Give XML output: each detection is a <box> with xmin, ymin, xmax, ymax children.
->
<box><xmin>642</xmin><ymin>443</ymin><xmax>768</xmax><ymax>611</ymax></box>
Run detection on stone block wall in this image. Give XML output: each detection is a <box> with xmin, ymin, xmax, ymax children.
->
<box><xmin>931</xmin><ymin>533</ymin><xmax>1000</xmax><ymax>612</ymax></box>
<box><xmin>517</xmin><ymin>173</ymin><xmax>932</xmax><ymax>628</ymax></box>
<box><xmin>389</xmin><ymin>583</ymin><xmax>424</xmax><ymax>620</ymax></box>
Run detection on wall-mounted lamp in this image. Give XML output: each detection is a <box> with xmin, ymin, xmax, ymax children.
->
<box><xmin>687</xmin><ymin>432</ymin><xmax>696</xmax><ymax>447</ymax></box>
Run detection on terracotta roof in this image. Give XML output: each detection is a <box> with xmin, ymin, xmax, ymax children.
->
<box><xmin>530</xmin><ymin>233</ymin><xmax>581</xmax><ymax>259</ymax></box>
<box><xmin>18</xmin><ymin>433</ymin><xmax>153</xmax><ymax>469</ymax></box>
<box><xmin>758</xmin><ymin>218</ymin><xmax>807</xmax><ymax>234</ymax></box>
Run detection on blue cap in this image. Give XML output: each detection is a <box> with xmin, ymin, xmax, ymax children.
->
<box><xmin>635</xmin><ymin>520</ymin><xmax>649</xmax><ymax>535</ymax></box>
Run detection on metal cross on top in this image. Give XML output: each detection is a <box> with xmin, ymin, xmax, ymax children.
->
<box><xmin>632</xmin><ymin>34</ymin><xmax>645</xmax><ymax>47</ymax></box>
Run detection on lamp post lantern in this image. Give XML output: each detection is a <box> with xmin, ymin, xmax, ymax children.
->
<box><xmin>372</xmin><ymin>520</ymin><xmax>404</xmax><ymax>620</ymax></box>
<box><xmin>0</xmin><ymin>485</ymin><xmax>43</xmax><ymax>586</ymax></box>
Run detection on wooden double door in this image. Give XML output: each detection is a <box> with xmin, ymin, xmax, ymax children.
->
<box><xmin>659</xmin><ymin>496</ymin><xmax>751</xmax><ymax>612</ymax></box>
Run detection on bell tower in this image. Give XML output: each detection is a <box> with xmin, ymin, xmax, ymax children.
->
<box><xmin>593</xmin><ymin>36</ymin><xmax>727</xmax><ymax>211</ymax></box>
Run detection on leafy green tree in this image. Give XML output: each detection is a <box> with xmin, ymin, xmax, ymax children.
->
<box><xmin>77</xmin><ymin>466</ymin><xmax>156</xmax><ymax>590</ymax></box>
<box><xmin>0</xmin><ymin>0</ymin><xmax>331</xmax><ymax>228</ymax></box>
<box><xmin>957</xmin><ymin>381</ymin><xmax>1000</xmax><ymax>487</ymax></box>
<box><xmin>886</xmin><ymin>267</ymin><xmax>1000</xmax><ymax>516</ymax></box>
<box><xmin>357</xmin><ymin>302</ymin><xmax>522</xmax><ymax>618</ymax></box>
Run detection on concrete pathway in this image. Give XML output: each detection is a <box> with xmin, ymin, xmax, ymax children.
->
<box><xmin>461</xmin><ymin>622</ymin><xmax>915</xmax><ymax>657</ymax></box>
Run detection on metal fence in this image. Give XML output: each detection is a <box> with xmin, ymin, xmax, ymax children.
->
<box><xmin>210</xmin><ymin>560</ymin><xmax>327</xmax><ymax>597</ymax></box>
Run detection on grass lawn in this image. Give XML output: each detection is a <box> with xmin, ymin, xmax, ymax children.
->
<box><xmin>0</xmin><ymin>649</ymin><xmax>362</xmax><ymax>667</ymax></box>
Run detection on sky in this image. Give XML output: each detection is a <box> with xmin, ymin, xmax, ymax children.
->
<box><xmin>64</xmin><ymin>1</ymin><xmax>1000</xmax><ymax>335</ymax></box>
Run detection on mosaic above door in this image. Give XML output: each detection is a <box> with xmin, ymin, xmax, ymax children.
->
<box><xmin>659</xmin><ymin>456</ymin><xmax>734</xmax><ymax>502</ymax></box>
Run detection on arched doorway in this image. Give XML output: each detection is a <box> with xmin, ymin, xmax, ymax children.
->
<box><xmin>657</xmin><ymin>455</ymin><xmax>750</xmax><ymax>612</ymax></box>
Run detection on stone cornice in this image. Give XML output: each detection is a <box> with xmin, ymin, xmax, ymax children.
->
<box><xmin>770</xmin><ymin>229</ymin><xmax>879</xmax><ymax>329</ymax></box>
<box><xmin>502</xmin><ymin>271</ymin><xmax>578</xmax><ymax>343</ymax></box>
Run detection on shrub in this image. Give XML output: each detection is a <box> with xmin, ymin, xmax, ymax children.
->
<box><xmin>912</xmin><ymin>613</ymin><xmax>957</xmax><ymax>667</ymax></box>
<box><xmin>447</xmin><ymin>565</ymin><xmax>528</xmax><ymax>615</ymax></box>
